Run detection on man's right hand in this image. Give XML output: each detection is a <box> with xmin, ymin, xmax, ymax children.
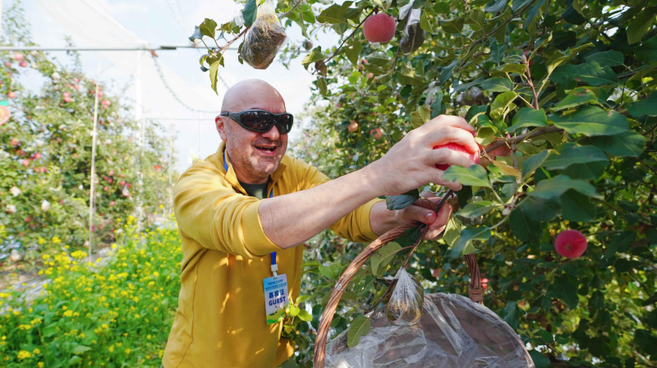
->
<box><xmin>367</xmin><ymin>115</ymin><xmax>479</xmax><ymax>195</ymax></box>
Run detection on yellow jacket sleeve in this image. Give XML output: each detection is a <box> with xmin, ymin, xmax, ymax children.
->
<box><xmin>292</xmin><ymin>158</ymin><xmax>383</xmax><ymax>243</ymax></box>
<box><xmin>173</xmin><ymin>161</ymin><xmax>280</xmax><ymax>258</ymax></box>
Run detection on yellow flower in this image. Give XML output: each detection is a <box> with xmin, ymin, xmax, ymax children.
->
<box><xmin>41</xmin><ymin>254</ymin><xmax>50</xmax><ymax>260</ymax></box>
<box><xmin>33</xmin><ymin>348</ymin><xmax>40</xmax><ymax>354</ymax></box>
<box><xmin>108</xmin><ymin>345</ymin><xmax>114</xmax><ymax>353</ymax></box>
<box><xmin>52</xmin><ymin>236</ymin><xmax>61</xmax><ymax>244</ymax></box>
<box><xmin>38</xmin><ymin>363</ymin><xmax>44</xmax><ymax>368</ymax></box>
<box><xmin>63</xmin><ymin>310</ymin><xmax>73</xmax><ymax>317</ymax></box>
<box><xmin>71</xmin><ymin>250</ymin><xmax>87</xmax><ymax>259</ymax></box>
<box><xmin>17</xmin><ymin>350</ymin><xmax>33</xmax><ymax>359</ymax></box>
<box><xmin>124</xmin><ymin>348</ymin><xmax>131</xmax><ymax>355</ymax></box>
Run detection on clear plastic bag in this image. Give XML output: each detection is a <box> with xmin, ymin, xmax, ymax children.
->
<box><xmin>240</xmin><ymin>0</ymin><xmax>288</xmax><ymax>69</ymax></box>
<box><xmin>326</xmin><ymin>293</ymin><xmax>534</xmax><ymax>368</ymax></box>
<box><xmin>385</xmin><ymin>268</ymin><xmax>424</xmax><ymax>326</ymax></box>
<box><xmin>399</xmin><ymin>0</ymin><xmax>425</xmax><ymax>54</ymax></box>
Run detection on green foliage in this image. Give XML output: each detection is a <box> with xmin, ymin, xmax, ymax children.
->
<box><xmin>0</xmin><ymin>219</ymin><xmax>181</xmax><ymax>367</ymax></box>
<box><xmin>197</xmin><ymin>0</ymin><xmax>657</xmax><ymax>365</ymax></box>
<box><xmin>0</xmin><ymin>5</ymin><xmax>174</xmax><ymax>265</ymax></box>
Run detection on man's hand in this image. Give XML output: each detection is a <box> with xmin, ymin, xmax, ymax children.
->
<box><xmin>365</xmin><ymin>115</ymin><xmax>478</xmax><ymax>196</ymax></box>
<box><xmin>394</xmin><ymin>192</ymin><xmax>452</xmax><ymax>240</ymax></box>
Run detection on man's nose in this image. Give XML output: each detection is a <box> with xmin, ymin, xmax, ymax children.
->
<box><xmin>261</xmin><ymin>125</ymin><xmax>280</xmax><ymax>140</ymax></box>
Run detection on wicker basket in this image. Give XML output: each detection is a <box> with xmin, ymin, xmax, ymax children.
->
<box><xmin>312</xmin><ymin>197</ymin><xmax>534</xmax><ymax>367</ymax></box>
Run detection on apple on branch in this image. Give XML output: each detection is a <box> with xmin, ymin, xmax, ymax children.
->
<box><xmin>555</xmin><ymin>230</ymin><xmax>587</xmax><ymax>259</ymax></box>
<box><xmin>363</xmin><ymin>13</ymin><xmax>396</xmax><ymax>43</ymax></box>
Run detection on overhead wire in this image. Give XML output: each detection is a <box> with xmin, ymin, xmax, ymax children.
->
<box><xmin>150</xmin><ymin>54</ymin><xmax>218</xmax><ymax>113</ymax></box>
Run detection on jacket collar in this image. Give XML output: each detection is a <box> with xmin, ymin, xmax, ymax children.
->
<box><xmin>216</xmin><ymin>141</ymin><xmax>288</xmax><ymax>193</ymax></box>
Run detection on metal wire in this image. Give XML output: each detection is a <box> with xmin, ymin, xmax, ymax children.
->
<box><xmin>150</xmin><ymin>55</ymin><xmax>218</xmax><ymax>113</ymax></box>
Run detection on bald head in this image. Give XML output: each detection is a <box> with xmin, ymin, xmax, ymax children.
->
<box><xmin>221</xmin><ymin>79</ymin><xmax>286</xmax><ymax>113</ymax></box>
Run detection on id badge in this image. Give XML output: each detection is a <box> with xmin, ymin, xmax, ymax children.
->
<box><xmin>263</xmin><ymin>274</ymin><xmax>288</xmax><ymax>325</ymax></box>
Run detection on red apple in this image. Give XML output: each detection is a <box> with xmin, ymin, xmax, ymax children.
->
<box><xmin>11</xmin><ymin>138</ymin><xmax>19</xmax><ymax>146</ymax></box>
<box><xmin>13</xmin><ymin>53</ymin><xmax>24</xmax><ymax>61</ymax></box>
<box><xmin>370</xmin><ymin>128</ymin><xmax>383</xmax><ymax>140</ymax></box>
<box><xmin>481</xmin><ymin>278</ymin><xmax>489</xmax><ymax>291</ymax></box>
<box><xmin>555</xmin><ymin>230</ymin><xmax>587</xmax><ymax>259</ymax></box>
<box><xmin>33</xmin><ymin>152</ymin><xmax>42</xmax><ymax>160</ymax></box>
<box><xmin>39</xmin><ymin>167</ymin><xmax>47</xmax><ymax>173</ymax></box>
<box><xmin>22</xmin><ymin>159</ymin><xmax>30</xmax><ymax>167</ymax></box>
<box><xmin>19</xmin><ymin>61</ymin><xmax>27</xmax><ymax>68</ymax></box>
<box><xmin>363</xmin><ymin>13</ymin><xmax>396</xmax><ymax>43</ymax></box>
<box><xmin>367</xmin><ymin>72</ymin><xmax>374</xmax><ymax>79</ymax></box>
<box><xmin>433</xmin><ymin>143</ymin><xmax>480</xmax><ymax>170</ymax></box>
<box><xmin>110</xmin><ymin>201</ymin><xmax>115</xmax><ymax>206</ymax></box>
<box><xmin>4</xmin><ymin>62</ymin><xmax>11</xmax><ymax>68</ymax></box>
<box><xmin>109</xmin><ymin>170</ymin><xmax>114</xmax><ymax>176</ymax></box>
<box><xmin>8</xmin><ymin>91</ymin><xmax>17</xmax><ymax>99</ymax></box>
<box><xmin>103</xmin><ymin>186</ymin><xmax>109</xmax><ymax>192</ymax></box>
<box><xmin>120</xmin><ymin>180</ymin><xmax>126</xmax><ymax>186</ymax></box>
<box><xmin>154</xmin><ymin>165</ymin><xmax>162</xmax><ymax>172</ymax></box>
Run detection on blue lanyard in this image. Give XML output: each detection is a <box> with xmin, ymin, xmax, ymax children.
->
<box><xmin>224</xmin><ymin>150</ymin><xmax>278</xmax><ymax>276</ymax></box>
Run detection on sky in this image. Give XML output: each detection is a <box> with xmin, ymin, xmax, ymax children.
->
<box><xmin>5</xmin><ymin>0</ymin><xmax>337</xmax><ymax>173</ymax></box>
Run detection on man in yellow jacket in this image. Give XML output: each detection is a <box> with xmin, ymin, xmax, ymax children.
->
<box><xmin>162</xmin><ymin>79</ymin><xmax>478</xmax><ymax>368</ymax></box>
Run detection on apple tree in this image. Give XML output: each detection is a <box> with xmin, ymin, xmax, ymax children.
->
<box><xmin>194</xmin><ymin>0</ymin><xmax>657</xmax><ymax>366</ymax></box>
<box><xmin>0</xmin><ymin>4</ymin><xmax>175</xmax><ymax>264</ymax></box>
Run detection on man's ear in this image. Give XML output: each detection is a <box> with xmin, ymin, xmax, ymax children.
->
<box><xmin>215</xmin><ymin>116</ymin><xmax>227</xmax><ymax>142</ymax></box>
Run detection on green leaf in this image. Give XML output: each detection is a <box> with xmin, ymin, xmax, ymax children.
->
<box><xmin>441</xmin><ymin>17</ymin><xmax>464</xmax><ymax>34</ymax></box>
<box><xmin>347</xmin><ymin>315</ymin><xmax>371</xmax><ymax>347</ymax></box>
<box><xmin>501</xmin><ymin>301</ymin><xmax>519</xmax><ymax>328</ymax></box>
<box><xmin>199</xmin><ymin>18</ymin><xmax>218</xmax><ymax>39</ymax></box>
<box><xmin>635</xmin><ymin>36</ymin><xmax>657</xmax><ymax>63</ymax></box>
<box><xmin>562</xmin><ymin>161</ymin><xmax>607</xmax><ymax>180</ymax></box>
<box><xmin>297</xmin><ymin>309</ymin><xmax>313</xmax><ymax>322</ymax></box>
<box><xmin>316</xmin><ymin>77</ymin><xmax>327</xmax><ymax>95</ymax></box>
<box><xmin>72</xmin><ymin>345</ymin><xmax>91</xmax><ymax>354</ymax></box>
<box><xmin>189</xmin><ymin>26</ymin><xmax>203</xmax><ymax>42</ymax></box>
<box><xmin>430</xmin><ymin>92</ymin><xmax>446</xmax><ymax>118</ymax></box>
<box><xmin>485</xmin><ymin>0</ymin><xmax>508</xmax><ymax>13</ymax></box>
<box><xmin>529</xmin><ymin>175</ymin><xmax>601</xmax><ymax>199</ymax></box>
<box><xmin>420</xmin><ymin>12</ymin><xmax>433</xmax><ymax>32</ymax></box>
<box><xmin>68</xmin><ymin>356</ymin><xmax>83</xmax><ymax>365</ymax></box>
<box><xmin>560</xmin><ymin>189</ymin><xmax>596</xmax><ymax>222</ymax></box>
<box><xmin>542</xmin><ymin>143</ymin><xmax>609</xmax><ymax>170</ymax></box>
<box><xmin>456</xmin><ymin>201</ymin><xmax>502</xmax><ymax>219</ymax></box>
<box><xmin>447</xmin><ymin>227</ymin><xmax>490</xmax><ymax>259</ymax></box>
<box><xmin>370</xmin><ymin>242</ymin><xmax>402</xmax><ymax>276</ymax></box>
<box><xmin>507</xmin><ymin>107</ymin><xmax>547</xmax><ymax>132</ymax></box>
<box><xmin>490</xmin><ymin>91</ymin><xmax>518</xmax><ymax>120</ymax></box>
<box><xmin>553</xmin><ymin>275</ymin><xmax>579</xmax><ymax>308</ymax></box>
<box><xmin>512</xmin><ymin>0</ymin><xmax>533</xmax><ymax>12</ymax></box>
<box><xmin>410</xmin><ymin>106</ymin><xmax>431</xmax><ymax>129</ymax></box>
<box><xmin>302</xmin><ymin>47</ymin><xmax>324</xmax><ymax>69</ymax></box>
<box><xmin>318</xmin><ymin>264</ymin><xmax>339</xmax><ymax>280</ymax></box>
<box><xmin>586</xmin><ymin>50</ymin><xmax>624</xmax><ymax>67</ymax></box>
<box><xmin>479</xmin><ymin>77</ymin><xmax>513</xmax><ymax>92</ymax></box>
<box><xmin>627</xmin><ymin>9</ymin><xmax>656</xmax><ymax>45</ymax></box>
<box><xmin>386</xmin><ymin>189</ymin><xmax>420</xmax><ymax>210</ymax></box>
<box><xmin>551</xmin><ymin>87</ymin><xmax>600</xmax><ymax>112</ymax></box>
<box><xmin>209</xmin><ymin>60</ymin><xmax>221</xmax><ymax>94</ymax></box>
<box><xmin>551</xmin><ymin>106</ymin><xmax>629</xmax><ymax>137</ymax></box>
<box><xmin>317</xmin><ymin>2</ymin><xmax>353</xmax><ymax>24</ymax></box>
<box><xmin>529</xmin><ymin>351</ymin><xmax>551</xmax><ymax>368</ymax></box>
<box><xmin>242</xmin><ymin>0</ymin><xmax>257</xmax><ymax>26</ymax></box>
<box><xmin>510</xmin><ymin>207</ymin><xmax>542</xmax><ymax>244</ymax></box>
<box><xmin>345</xmin><ymin>41</ymin><xmax>362</xmax><ymax>66</ymax></box>
<box><xmin>582</xmin><ymin>131</ymin><xmax>646</xmax><ymax>157</ymax></box>
<box><xmin>443</xmin><ymin>165</ymin><xmax>492</xmax><ymax>188</ymax></box>
<box><xmin>627</xmin><ymin>93</ymin><xmax>657</xmax><ymax>117</ymax></box>
<box><xmin>518</xmin><ymin>196</ymin><xmax>561</xmax><ymax>222</ymax></box>
<box><xmin>551</xmin><ymin>62</ymin><xmax>618</xmax><ymax>87</ymax></box>
<box><xmin>522</xmin><ymin>150</ymin><xmax>551</xmax><ymax>179</ymax></box>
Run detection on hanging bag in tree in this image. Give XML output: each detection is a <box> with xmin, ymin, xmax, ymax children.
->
<box><xmin>398</xmin><ymin>0</ymin><xmax>425</xmax><ymax>54</ymax></box>
<box><xmin>240</xmin><ymin>0</ymin><xmax>288</xmax><ymax>69</ymax></box>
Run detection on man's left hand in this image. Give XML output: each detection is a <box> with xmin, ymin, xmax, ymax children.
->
<box><xmin>394</xmin><ymin>191</ymin><xmax>452</xmax><ymax>240</ymax></box>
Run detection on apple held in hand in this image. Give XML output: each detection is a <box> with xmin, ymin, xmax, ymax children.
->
<box><xmin>555</xmin><ymin>230</ymin><xmax>587</xmax><ymax>259</ymax></box>
<box><xmin>363</xmin><ymin>13</ymin><xmax>396</xmax><ymax>43</ymax></box>
<box><xmin>433</xmin><ymin>143</ymin><xmax>480</xmax><ymax>170</ymax></box>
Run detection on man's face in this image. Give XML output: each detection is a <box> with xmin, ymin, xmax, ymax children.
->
<box><xmin>216</xmin><ymin>87</ymin><xmax>288</xmax><ymax>184</ymax></box>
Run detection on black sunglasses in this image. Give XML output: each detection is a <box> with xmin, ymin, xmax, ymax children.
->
<box><xmin>220</xmin><ymin>109</ymin><xmax>294</xmax><ymax>134</ymax></box>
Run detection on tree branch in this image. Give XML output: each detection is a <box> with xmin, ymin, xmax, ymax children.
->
<box><xmin>323</xmin><ymin>8</ymin><xmax>377</xmax><ymax>65</ymax></box>
<box><xmin>484</xmin><ymin>126</ymin><xmax>562</xmax><ymax>154</ymax></box>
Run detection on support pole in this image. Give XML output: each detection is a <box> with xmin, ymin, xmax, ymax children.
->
<box><xmin>87</xmin><ymin>55</ymin><xmax>102</xmax><ymax>264</ymax></box>
<box><xmin>135</xmin><ymin>51</ymin><xmax>144</xmax><ymax>233</ymax></box>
